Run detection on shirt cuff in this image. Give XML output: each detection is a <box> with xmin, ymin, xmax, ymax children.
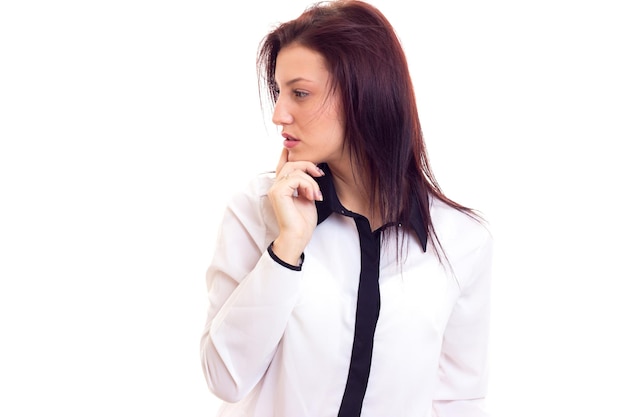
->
<box><xmin>267</xmin><ymin>242</ymin><xmax>304</xmax><ymax>271</ymax></box>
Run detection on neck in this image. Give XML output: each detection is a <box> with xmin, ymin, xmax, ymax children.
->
<box><xmin>327</xmin><ymin>161</ymin><xmax>382</xmax><ymax>231</ymax></box>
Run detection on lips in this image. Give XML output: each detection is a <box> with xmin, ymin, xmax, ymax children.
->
<box><xmin>282</xmin><ymin>132</ymin><xmax>300</xmax><ymax>149</ymax></box>
<box><xmin>282</xmin><ymin>132</ymin><xmax>299</xmax><ymax>141</ymax></box>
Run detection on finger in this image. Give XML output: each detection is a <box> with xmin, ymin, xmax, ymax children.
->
<box><xmin>280</xmin><ymin>170</ymin><xmax>323</xmax><ymax>201</ymax></box>
<box><xmin>306</xmin><ymin>163</ymin><xmax>325</xmax><ymax>178</ymax></box>
<box><xmin>275</xmin><ymin>147</ymin><xmax>289</xmax><ymax>175</ymax></box>
<box><xmin>279</xmin><ymin>161</ymin><xmax>326</xmax><ymax>179</ymax></box>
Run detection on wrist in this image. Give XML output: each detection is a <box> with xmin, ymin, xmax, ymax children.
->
<box><xmin>270</xmin><ymin>237</ymin><xmax>305</xmax><ymax>267</ymax></box>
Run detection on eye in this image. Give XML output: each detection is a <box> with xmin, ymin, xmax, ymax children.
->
<box><xmin>294</xmin><ymin>90</ymin><xmax>309</xmax><ymax>99</ymax></box>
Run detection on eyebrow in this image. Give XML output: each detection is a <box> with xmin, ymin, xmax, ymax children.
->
<box><xmin>282</xmin><ymin>77</ymin><xmax>314</xmax><ymax>87</ymax></box>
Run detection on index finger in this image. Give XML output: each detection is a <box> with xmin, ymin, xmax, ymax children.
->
<box><xmin>275</xmin><ymin>147</ymin><xmax>289</xmax><ymax>174</ymax></box>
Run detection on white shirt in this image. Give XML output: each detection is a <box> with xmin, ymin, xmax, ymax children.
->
<box><xmin>200</xmin><ymin>167</ymin><xmax>493</xmax><ymax>417</ymax></box>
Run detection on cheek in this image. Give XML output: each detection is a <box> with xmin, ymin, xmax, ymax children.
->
<box><xmin>325</xmin><ymin>117</ymin><xmax>345</xmax><ymax>143</ymax></box>
<box><xmin>320</xmin><ymin>125</ymin><xmax>345</xmax><ymax>155</ymax></box>
<box><xmin>326</xmin><ymin>107</ymin><xmax>345</xmax><ymax>140</ymax></box>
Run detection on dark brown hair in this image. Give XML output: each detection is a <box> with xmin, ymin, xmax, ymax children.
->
<box><xmin>257</xmin><ymin>0</ymin><xmax>479</xmax><ymax>257</ymax></box>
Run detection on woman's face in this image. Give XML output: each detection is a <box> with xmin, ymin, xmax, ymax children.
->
<box><xmin>272</xmin><ymin>44</ymin><xmax>346</xmax><ymax>166</ymax></box>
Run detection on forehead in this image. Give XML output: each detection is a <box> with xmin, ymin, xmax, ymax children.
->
<box><xmin>274</xmin><ymin>44</ymin><xmax>330</xmax><ymax>85</ymax></box>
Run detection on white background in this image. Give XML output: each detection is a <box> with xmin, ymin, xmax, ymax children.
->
<box><xmin>1</xmin><ymin>1</ymin><xmax>624</xmax><ymax>416</ymax></box>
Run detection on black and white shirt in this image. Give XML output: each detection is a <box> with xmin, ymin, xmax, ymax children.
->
<box><xmin>201</xmin><ymin>165</ymin><xmax>493</xmax><ymax>417</ymax></box>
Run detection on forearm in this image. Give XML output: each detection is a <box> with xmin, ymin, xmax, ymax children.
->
<box><xmin>200</xmin><ymin>250</ymin><xmax>303</xmax><ymax>401</ymax></box>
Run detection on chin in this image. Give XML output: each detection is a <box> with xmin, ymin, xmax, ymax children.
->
<box><xmin>287</xmin><ymin>150</ymin><xmax>323</xmax><ymax>165</ymax></box>
<box><xmin>286</xmin><ymin>152</ymin><xmax>304</xmax><ymax>162</ymax></box>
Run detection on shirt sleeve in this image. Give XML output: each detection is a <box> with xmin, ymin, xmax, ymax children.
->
<box><xmin>432</xmin><ymin>232</ymin><xmax>494</xmax><ymax>417</ymax></box>
<box><xmin>199</xmin><ymin>177</ymin><xmax>304</xmax><ymax>403</ymax></box>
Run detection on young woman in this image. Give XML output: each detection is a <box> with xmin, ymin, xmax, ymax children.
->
<box><xmin>200</xmin><ymin>1</ymin><xmax>493</xmax><ymax>416</ymax></box>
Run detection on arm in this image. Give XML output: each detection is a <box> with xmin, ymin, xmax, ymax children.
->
<box><xmin>199</xmin><ymin>177</ymin><xmax>303</xmax><ymax>402</ymax></box>
<box><xmin>200</xmin><ymin>151</ymin><xmax>324</xmax><ymax>402</ymax></box>
<box><xmin>432</xmin><ymin>234</ymin><xmax>494</xmax><ymax>417</ymax></box>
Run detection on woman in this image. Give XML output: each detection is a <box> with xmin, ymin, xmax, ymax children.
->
<box><xmin>200</xmin><ymin>1</ymin><xmax>493</xmax><ymax>416</ymax></box>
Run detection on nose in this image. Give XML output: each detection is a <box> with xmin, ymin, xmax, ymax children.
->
<box><xmin>271</xmin><ymin>95</ymin><xmax>293</xmax><ymax>126</ymax></box>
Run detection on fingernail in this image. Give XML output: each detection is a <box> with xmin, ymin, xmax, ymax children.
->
<box><xmin>316</xmin><ymin>191</ymin><xmax>323</xmax><ymax>201</ymax></box>
<box><xmin>317</xmin><ymin>167</ymin><xmax>325</xmax><ymax>176</ymax></box>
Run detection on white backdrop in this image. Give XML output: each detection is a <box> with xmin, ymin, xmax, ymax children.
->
<box><xmin>1</xmin><ymin>1</ymin><xmax>624</xmax><ymax>416</ymax></box>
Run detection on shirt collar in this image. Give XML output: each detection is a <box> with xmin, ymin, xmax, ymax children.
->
<box><xmin>314</xmin><ymin>163</ymin><xmax>428</xmax><ymax>252</ymax></box>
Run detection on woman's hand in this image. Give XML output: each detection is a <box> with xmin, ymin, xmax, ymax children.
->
<box><xmin>268</xmin><ymin>148</ymin><xmax>325</xmax><ymax>265</ymax></box>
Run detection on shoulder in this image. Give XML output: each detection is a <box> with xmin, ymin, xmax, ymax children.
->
<box><xmin>429</xmin><ymin>197</ymin><xmax>493</xmax><ymax>264</ymax></box>
<box><xmin>226</xmin><ymin>171</ymin><xmax>275</xmax><ymax>212</ymax></box>
<box><xmin>224</xmin><ymin>171</ymin><xmax>279</xmax><ymax>240</ymax></box>
<box><xmin>235</xmin><ymin>171</ymin><xmax>275</xmax><ymax>199</ymax></box>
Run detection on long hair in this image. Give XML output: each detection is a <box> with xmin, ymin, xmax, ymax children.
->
<box><xmin>257</xmin><ymin>0</ymin><xmax>479</xmax><ymax>258</ymax></box>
